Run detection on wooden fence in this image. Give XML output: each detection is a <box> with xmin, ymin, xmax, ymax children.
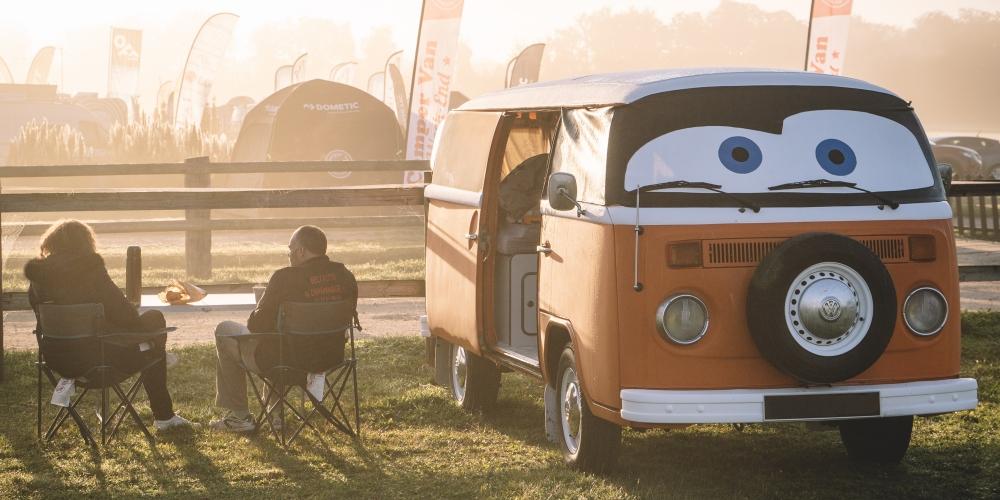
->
<box><xmin>949</xmin><ymin>181</ymin><xmax>1000</xmax><ymax>241</ymax></box>
<box><xmin>0</xmin><ymin>158</ymin><xmax>429</xmax><ymax>277</ymax></box>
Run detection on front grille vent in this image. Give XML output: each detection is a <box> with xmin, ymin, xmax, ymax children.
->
<box><xmin>703</xmin><ymin>236</ymin><xmax>909</xmax><ymax>267</ymax></box>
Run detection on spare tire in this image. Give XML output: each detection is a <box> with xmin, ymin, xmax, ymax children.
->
<box><xmin>747</xmin><ymin>233</ymin><xmax>896</xmax><ymax>384</ymax></box>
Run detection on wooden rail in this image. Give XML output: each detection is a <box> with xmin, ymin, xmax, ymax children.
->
<box><xmin>949</xmin><ymin>181</ymin><xmax>1000</xmax><ymax>241</ymax></box>
<box><xmin>0</xmin><ymin>279</ymin><xmax>426</xmax><ymax>311</ymax></box>
<box><xmin>0</xmin><ymin>159</ymin><xmax>428</xmax><ymax>177</ymax></box>
<box><xmin>0</xmin><ymin>186</ymin><xmax>424</xmax><ymax>212</ymax></box>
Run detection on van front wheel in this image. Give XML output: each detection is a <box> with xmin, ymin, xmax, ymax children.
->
<box><xmin>839</xmin><ymin>415</ymin><xmax>913</xmax><ymax>463</ymax></box>
<box><xmin>449</xmin><ymin>344</ymin><xmax>500</xmax><ymax>411</ymax></box>
<box><xmin>557</xmin><ymin>345</ymin><xmax>621</xmax><ymax>473</ymax></box>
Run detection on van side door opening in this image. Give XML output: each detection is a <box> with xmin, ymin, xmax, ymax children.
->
<box><xmin>486</xmin><ymin>111</ymin><xmax>560</xmax><ymax>368</ymax></box>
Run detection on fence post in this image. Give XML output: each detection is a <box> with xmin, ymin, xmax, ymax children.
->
<box><xmin>126</xmin><ymin>246</ymin><xmax>142</xmax><ymax>307</ymax></box>
<box><xmin>184</xmin><ymin>157</ymin><xmax>212</xmax><ymax>278</ymax></box>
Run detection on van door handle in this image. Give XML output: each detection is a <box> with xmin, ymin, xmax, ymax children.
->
<box><xmin>536</xmin><ymin>243</ymin><xmax>552</xmax><ymax>255</ymax></box>
<box><xmin>464</xmin><ymin>233</ymin><xmax>478</xmax><ymax>241</ymax></box>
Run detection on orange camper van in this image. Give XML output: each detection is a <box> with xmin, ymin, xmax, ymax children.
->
<box><xmin>421</xmin><ymin>68</ymin><xmax>978</xmax><ymax>472</ymax></box>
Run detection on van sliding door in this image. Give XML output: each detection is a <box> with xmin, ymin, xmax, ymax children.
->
<box><xmin>424</xmin><ymin>111</ymin><xmax>503</xmax><ymax>355</ymax></box>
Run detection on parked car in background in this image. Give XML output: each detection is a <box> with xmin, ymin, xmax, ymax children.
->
<box><xmin>934</xmin><ymin>136</ymin><xmax>1000</xmax><ymax>180</ymax></box>
<box><xmin>930</xmin><ymin>140</ymin><xmax>984</xmax><ymax>180</ymax></box>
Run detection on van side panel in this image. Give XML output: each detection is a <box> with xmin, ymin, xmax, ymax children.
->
<box><xmin>538</xmin><ymin>215</ymin><xmax>620</xmax><ymax>409</ymax></box>
<box><xmin>613</xmin><ymin>218</ymin><xmax>961</xmax><ymax>391</ymax></box>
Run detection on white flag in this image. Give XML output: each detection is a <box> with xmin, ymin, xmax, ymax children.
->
<box><xmin>405</xmin><ymin>0</ymin><xmax>464</xmax><ymax>162</ymax></box>
<box><xmin>805</xmin><ymin>0</ymin><xmax>852</xmax><ymax>75</ymax></box>
<box><xmin>174</xmin><ymin>12</ymin><xmax>239</xmax><ymax>129</ymax></box>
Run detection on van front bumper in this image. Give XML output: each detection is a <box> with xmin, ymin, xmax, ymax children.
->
<box><xmin>620</xmin><ymin>378</ymin><xmax>978</xmax><ymax>424</ymax></box>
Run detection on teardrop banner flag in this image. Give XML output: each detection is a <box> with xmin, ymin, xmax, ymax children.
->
<box><xmin>0</xmin><ymin>56</ymin><xmax>13</xmax><ymax>84</ymax></box>
<box><xmin>506</xmin><ymin>43</ymin><xmax>545</xmax><ymax>88</ymax></box>
<box><xmin>405</xmin><ymin>0</ymin><xmax>465</xmax><ymax>169</ymax></box>
<box><xmin>805</xmin><ymin>0</ymin><xmax>852</xmax><ymax>75</ymax></box>
<box><xmin>387</xmin><ymin>63</ymin><xmax>409</xmax><ymax>133</ymax></box>
<box><xmin>174</xmin><ymin>12</ymin><xmax>239</xmax><ymax>129</ymax></box>
<box><xmin>275</xmin><ymin>65</ymin><xmax>293</xmax><ymax>91</ymax></box>
<box><xmin>26</xmin><ymin>46</ymin><xmax>56</xmax><ymax>84</ymax></box>
<box><xmin>108</xmin><ymin>27</ymin><xmax>142</xmax><ymax>100</ymax></box>
<box><xmin>367</xmin><ymin>72</ymin><xmax>385</xmax><ymax>100</ymax></box>
<box><xmin>330</xmin><ymin>61</ymin><xmax>358</xmax><ymax>85</ymax></box>
<box><xmin>383</xmin><ymin>50</ymin><xmax>403</xmax><ymax>117</ymax></box>
<box><xmin>291</xmin><ymin>53</ymin><xmax>308</xmax><ymax>84</ymax></box>
<box><xmin>156</xmin><ymin>80</ymin><xmax>175</xmax><ymax>123</ymax></box>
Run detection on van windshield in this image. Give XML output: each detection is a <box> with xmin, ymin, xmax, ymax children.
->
<box><xmin>605</xmin><ymin>86</ymin><xmax>945</xmax><ymax>208</ymax></box>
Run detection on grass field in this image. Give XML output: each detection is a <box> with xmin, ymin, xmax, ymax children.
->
<box><xmin>0</xmin><ymin>314</ymin><xmax>998</xmax><ymax>499</ymax></box>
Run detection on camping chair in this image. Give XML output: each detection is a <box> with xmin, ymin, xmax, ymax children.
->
<box><xmin>235</xmin><ymin>301</ymin><xmax>360</xmax><ymax>446</ymax></box>
<box><xmin>34</xmin><ymin>303</ymin><xmax>172</xmax><ymax>447</ymax></box>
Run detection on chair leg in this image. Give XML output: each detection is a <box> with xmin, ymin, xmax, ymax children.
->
<box><xmin>111</xmin><ymin>382</ymin><xmax>155</xmax><ymax>443</ymax></box>
<box><xmin>108</xmin><ymin>377</ymin><xmax>145</xmax><ymax>441</ymax></box>
<box><xmin>36</xmin><ymin>358</ymin><xmax>43</xmax><ymax>440</ymax></box>
<box><xmin>100</xmin><ymin>386</ymin><xmax>109</xmax><ymax>445</ymax></box>
<box><xmin>350</xmin><ymin>359</ymin><xmax>360</xmax><ymax>436</ymax></box>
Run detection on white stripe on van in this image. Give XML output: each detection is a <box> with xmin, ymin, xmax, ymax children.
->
<box><xmin>425</xmin><ymin>184</ymin><xmax>483</xmax><ymax>208</ymax></box>
<box><xmin>540</xmin><ymin>201</ymin><xmax>953</xmax><ymax>225</ymax></box>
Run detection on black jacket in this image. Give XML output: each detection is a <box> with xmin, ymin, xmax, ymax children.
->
<box><xmin>25</xmin><ymin>252</ymin><xmax>146</xmax><ymax>332</ymax></box>
<box><xmin>248</xmin><ymin>255</ymin><xmax>358</xmax><ymax>373</ymax></box>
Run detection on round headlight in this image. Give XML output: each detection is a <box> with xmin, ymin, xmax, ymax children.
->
<box><xmin>903</xmin><ymin>287</ymin><xmax>948</xmax><ymax>336</ymax></box>
<box><xmin>656</xmin><ymin>294</ymin><xmax>709</xmax><ymax>344</ymax></box>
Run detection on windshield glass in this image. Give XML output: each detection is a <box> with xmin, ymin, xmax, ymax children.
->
<box><xmin>606</xmin><ymin>86</ymin><xmax>944</xmax><ymax>207</ymax></box>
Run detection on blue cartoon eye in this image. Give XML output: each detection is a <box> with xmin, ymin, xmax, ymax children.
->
<box><xmin>815</xmin><ymin>139</ymin><xmax>857</xmax><ymax>176</ymax></box>
<box><xmin>718</xmin><ymin>136</ymin><xmax>762</xmax><ymax>174</ymax></box>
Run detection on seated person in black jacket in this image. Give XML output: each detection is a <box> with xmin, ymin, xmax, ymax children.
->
<box><xmin>210</xmin><ymin>225</ymin><xmax>358</xmax><ymax>433</ymax></box>
<box><xmin>24</xmin><ymin>219</ymin><xmax>195</xmax><ymax>431</ymax></box>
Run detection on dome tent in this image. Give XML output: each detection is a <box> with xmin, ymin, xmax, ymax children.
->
<box><xmin>232</xmin><ymin>79</ymin><xmax>403</xmax><ymax>166</ymax></box>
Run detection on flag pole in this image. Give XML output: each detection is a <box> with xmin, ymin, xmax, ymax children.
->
<box><xmin>803</xmin><ymin>0</ymin><xmax>816</xmax><ymax>71</ymax></box>
<box><xmin>405</xmin><ymin>0</ymin><xmax>428</xmax><ymax>142</ymax></box>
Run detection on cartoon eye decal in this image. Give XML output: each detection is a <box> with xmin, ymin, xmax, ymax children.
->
<box><xmin>718</xmin><ymin>136</ymin><xmax>763</xmax><ymax>174</ymax></box>
<box><xmin>815</xmin><ymin>139</ymin><xmax>857</xmax><ymax>176</ymax></box>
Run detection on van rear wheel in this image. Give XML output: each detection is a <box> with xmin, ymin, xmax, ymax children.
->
<box><xmin>448</xmin><ymin>344</ymin><xmax>500</xmax><ymax>411</ymax></box>
<box><xmin>839</xmin><ymin>416</ymin><xmax>913</xmax><ymax>463</ymax></box>
<box><xmin>557</xmin><ymin>345</ymin><xmax>620</xmax><ymax>473</ymax></box>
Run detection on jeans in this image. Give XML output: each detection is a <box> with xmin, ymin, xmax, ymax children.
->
<box><xmin>213</xmin><ymin>321</ymin><xmax>259</xmax><ymax>413</ymax></box>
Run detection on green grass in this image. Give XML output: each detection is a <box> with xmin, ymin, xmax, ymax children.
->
<box><xmin>2</xmin><ymin>239</ymin><xmax>424</xmax><ymax>292</ymax></box>
<box><xmin>1</xmin><ymin>315</ymin><xmax>999</xmax><ymax>499</ymax></box>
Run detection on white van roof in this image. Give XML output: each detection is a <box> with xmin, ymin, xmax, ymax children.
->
<box><xmin>459</xmin><ymin>68</ymin><xmax>897</xmax><ymax>111</ymax></box>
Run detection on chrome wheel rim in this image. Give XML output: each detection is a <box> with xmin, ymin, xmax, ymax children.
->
<box><xmin>560</xmin><ymin>366</ymin><xmax>582</xmax><ymax>456</ymax></box>
<box><xmin>784</xmin><ymin>262</ymin><xmax>874</xmax><ymax>357</ymax></box>
<box><xmin>451</xmin><ymin>345</ymin><xmax>468</xmax><ymax>402</ymax></box>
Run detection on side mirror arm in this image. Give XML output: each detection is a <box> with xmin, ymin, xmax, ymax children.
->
<box><xmin>558</xmin><ymin>187</ymin><xmax>587</xmax><ymax>218</ymax></box>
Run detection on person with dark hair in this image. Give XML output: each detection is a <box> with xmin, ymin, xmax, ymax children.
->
<box><xmin>24</xmin><ymin>219</ymin><xmax>195</xmax><ymax>431</ymax></box>
<box><xmin>210</xmin><ymin>225</ymin><xmax>358</xmax><ymax>433</ymax></box>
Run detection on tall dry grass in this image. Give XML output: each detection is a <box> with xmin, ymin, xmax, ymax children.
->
<box><xmin>6</xmin><ymin>117</ymin><xmax>232</xmax><ymax>166</ymax></box>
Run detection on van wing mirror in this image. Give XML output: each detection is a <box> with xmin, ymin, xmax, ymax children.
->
<box><xmin>547</xmin><ymin>172</ymin><xmax>586</xmax><ymax>217</ymax></box>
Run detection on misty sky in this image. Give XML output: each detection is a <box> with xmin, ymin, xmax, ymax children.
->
<box><xmin>2</xmin><ymin>0</ymin><xmax>999</xmax><ymax>114</ymax></box>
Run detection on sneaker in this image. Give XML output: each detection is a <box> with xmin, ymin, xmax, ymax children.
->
<box><xmin>209</xmin><ymin>412</ymin><xmax>256</xmax><ymax>434</ymax></box>
<box><xmin>154</xmin><ymin>413</ymin><xmax>199</xmax><ymax>431</ymax></box>
<box><xmin>269</xmin><ymin>412</ymin><xmax>284</xmax><ymax>432</ymax></box>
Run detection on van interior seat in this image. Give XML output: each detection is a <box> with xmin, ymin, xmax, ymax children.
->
<box><xmin>496</xmin><ymin>153</ymin><xmax>547</xmax><ymax>255</ymax></box>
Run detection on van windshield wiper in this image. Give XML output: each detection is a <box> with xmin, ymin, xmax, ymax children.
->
<box><xmin>767</xmin><ymin>178</ymin><xmax>900</xmax><ymax>210</ymax></box>
<box><xmin>628</xmin><ymin>180</ymin><xmax>761</xmax><ymax>213</ymax></box>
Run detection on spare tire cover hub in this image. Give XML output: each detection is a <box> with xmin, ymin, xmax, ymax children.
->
<box><xmin>785</xmin><ymin>262</ymin><xmax>874</xmax><ymax>356</ymax></box>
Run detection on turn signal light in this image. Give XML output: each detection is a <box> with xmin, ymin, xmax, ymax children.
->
<box><xmin>668</xmin><ymin>241</ymin><xmax>703</xmax><ymax>268</ymax></box>
<box><xmin>909</xmin><ymin>236</ymin><xmax>936</xmax><ymax>262</ymax></box>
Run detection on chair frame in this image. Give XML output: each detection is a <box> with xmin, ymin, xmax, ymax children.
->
<box><xmin>235</xmin><ymin>301</ymin><xmax>360</xmax><ymax>446</ymax></box>
<box><xmin>34</xmin><ymin>303</ymin><xmax>172</xmax><ymax>447</ymax></box>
